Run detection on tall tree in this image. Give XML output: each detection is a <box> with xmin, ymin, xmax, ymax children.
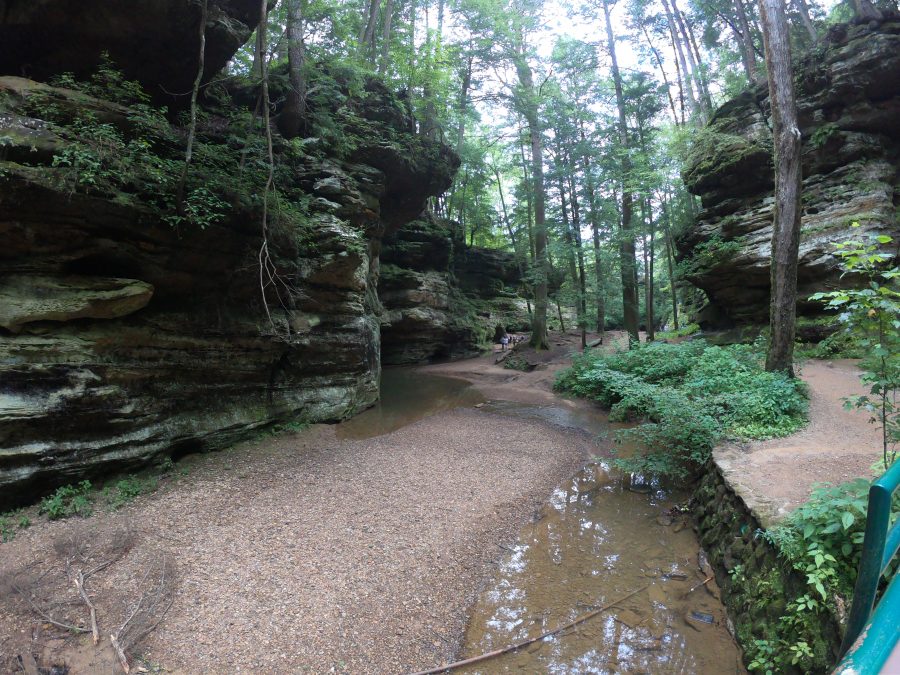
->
<box><xmin>602</xmin><ymin>0</ymin><xmax>640</xmax><ymax>344</ymax></box>
<box><xmin>759</xmin><ymin>0</ymin><xmax>802</xmax><ymax>375</ymax></box>
<box><xmin>279</xmin><ymin>0</ymin><xmax>307</xmax><ymax>138</ymax></box>
<box><xmin>513</xmin><ymin>33</ymin><xmax>551</xmax><ymax>349</ymax></box>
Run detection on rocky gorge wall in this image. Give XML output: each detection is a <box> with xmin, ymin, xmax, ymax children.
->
<box><xmin>0</xmin><ymin>2</ymin><xmax>475</xmax><ymax>507</ymax></box>
<box><xmin>679</xmin><ymin>20</ymin><xmax>900</xmax><ymax>327</ymax></box>
<box><xmin>380</xmin><ymin>217</ymin><xmax>527</xmax><ymax>364</ymax></box>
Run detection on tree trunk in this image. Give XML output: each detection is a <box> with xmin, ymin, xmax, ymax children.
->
<box><xmin>793</xmin><ymin>0</ymin><xmax>818</xmax><ymax>42</ymax></box>
<box><xmin>760</xmin><ymin>0</ymin><xmax>803</xmax><ymax>375</ymax></box>
<box><xmin>567</xmin><ymin>156</ymin><xmax>588</xmax><ymax>350</ymax></box>
<box><xmin>660</xmin><ymin>192</ymin><xmax>679</xmax><ymax>331</ymax></box>
<box><xmin>669</xmin><ymin>0</ymin><xmax>711</xmax><ymax>117</ymax></box>
<box><xmin>518</xmin><ymin>128</ymin><xmax>536</xmax><ymax>263</ymax></box>
<box><xmin>580</xmin><ymin>128</ymin><xmax>606</xmax><ymax>340</ymax></box>
<box><xmin>648</xmin><ymin>216</ymin><xmax>656</xmax><ymax>340</ymax></box>
<box><xmin>378</xmin><ymin>0</ymin><xmax>394</xmax><ymax>73</ymax></box>
<box><xmin>514</xmin><ymin>46</ymin><xmax>549</xmax><ymax>349</ymax></box>
<box><xmin>359</xmin><ymin>0</ymin><xmax>382</xmax><ymax>62</ymax></box>
<box><xmin>852</xmin><ymin>0</ymin><xmax>883</xmax><ymax>20</ymax></box>
<box><xmin>555</xmin><ymin>147</ymin><xmax>583</xmax><ymax>343</ymax></box>
<box><xmin>640</xmin><ymin>23</ymin><xmax>680</xmax><ymax>125</ymax></box>
<box><xmin>602</xmin><ymin>0</ymin><xmax>640</xmax><ymax>345</ymax></box>
<box><xmin>735</xmin><ymin>0</ymin><xmax>760</xmax><ymax>83</ymax></box>
<box><xmin>456</xmin><ymin>56</ymin><xmax>473</xmax><ymax>155</ymax></box>
<box><xmin>494</xmin><ymin>164</ymin><xmax>533</xmax><ymax>320</ymax></box>
<box><xmin>278</xmin><ymin>0</ymin><xmax>306</xmax><ymax>139</ymax></box>
<box><xmin>175</xmin><ymin>0</ymin><xmax>208</xmax><ymax>214</ymax></box>
<box><xmin>663</xmin><ymin>0</ymin><xmax>698</xmax><ymax>122</ymax></box>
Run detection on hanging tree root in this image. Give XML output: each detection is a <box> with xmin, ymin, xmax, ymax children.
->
<box><xmin>409</xmin><ymin>584</ymin><xmax>650</xmax><ymax>675</ymax></box>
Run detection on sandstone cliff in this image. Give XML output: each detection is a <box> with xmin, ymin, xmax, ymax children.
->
<box><xmin>379</xmin><ymin>216</ymin><xmax>527</xmax><ymax>364</ymax></box>
<box><xmin>0</xmin><ymin>56</ymin><xmax>457</xmax><ymax>506</ymax></box>
<box><xmin>679</xmin><ymin>20</ymin><xmax>900</xmax><ymax>327</ymax></box>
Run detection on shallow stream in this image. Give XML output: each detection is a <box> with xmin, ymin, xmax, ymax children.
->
<box><xmin>338</xmin><ymin>368</ymin><xmax>745</xmax><ymax>674</ymax></box>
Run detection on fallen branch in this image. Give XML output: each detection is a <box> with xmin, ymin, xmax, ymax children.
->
<box><xmin>680</xmin><ymin>575</ymin><xmax>713</xmax><ymax>599</ymax></box>
<box><xmin>409</xmin><ymin>584</ymin><xmax>649</xmax><ymax>675</ymax></box>
<box><xmin>72</xmin><ymin>569</ymin><xmax>100</xmax><ymax>644</ymax></box>
<box><xmin>110</xmin><ymin>633</ymin><xmax>130</xmax><ymax>674</ymax></box>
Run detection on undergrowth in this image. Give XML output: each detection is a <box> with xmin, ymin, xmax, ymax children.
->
<box><xmin>735</xmin><ymin>475</ymin><xmax>898</xmax><ymax>674</ymax></box>
<box><xmin>555</xmin><ymin>340</ymin><xmax>808</xmax><ymax>479</ymax></box>
<box><xmin>655</xmin><ymin>322</ymin><xmax>700</xmax><ymax>341</ymax></box>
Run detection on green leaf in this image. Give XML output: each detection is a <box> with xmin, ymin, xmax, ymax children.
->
<box><xmin>841</xmin><ymin>512</ymin><xmax>855</xmax><ymax>529</ymax></box>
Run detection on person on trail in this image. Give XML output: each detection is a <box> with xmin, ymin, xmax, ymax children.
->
<box><xmin>500</xmin><ymin>333</ymin><xmax>510</xmax><ymax>351</ymax></box>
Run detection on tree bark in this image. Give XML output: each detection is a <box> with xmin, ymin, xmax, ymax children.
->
<box><xmin>279</xmin><ymin>0</ymin><xmax>306</xmax><ymax>139</ymax></box>
<box><xmin>602</xmin><ymin>0</ymin><xmax>640</xmax><ymax>345</ymax></box>
<box><xmin>759</xmin><ymin>0</ymin><xmax>803</xmax><ymax>375</ymax></box>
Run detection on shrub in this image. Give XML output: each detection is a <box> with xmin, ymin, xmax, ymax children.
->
<box><xmin>39</xmin><ymin>480</ymin><xmax>94</xmax><ymax>520</ymax></box>
<box><xmin>102</xmin><ymin>475</ymin><xmax>159</xmax><ymax>510</ymax></box>
<box><xmin>555</xmin><ymin>340</ymin><xmax>808</xmax><ymax>479</ymax></box>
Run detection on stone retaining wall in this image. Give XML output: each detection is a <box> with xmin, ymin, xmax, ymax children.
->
<box><xmin>693</xmin><ymin>458</ymin><xmax>844</xmax><ymax>672</ymax></box>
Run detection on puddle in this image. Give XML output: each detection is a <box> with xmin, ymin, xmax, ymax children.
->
<box><xmin>458</xmin><ymin>462</ymin><xmax>745</xmax><ymax>674</ymax></box>
<box><xmin>478</xmin><ymin>400</ymin><xmax>610</xmax><ymax>439</ymax></box>
<box><xmin>336</xmin><ymin>368</ymin><xmax>484</xmax><ymax>439</ymax></box>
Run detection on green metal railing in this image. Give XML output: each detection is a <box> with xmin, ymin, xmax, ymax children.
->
<box><xmin>833</xmin><ymin>460</ymin><xmax>900</xmax><ymax>674</ymax></box>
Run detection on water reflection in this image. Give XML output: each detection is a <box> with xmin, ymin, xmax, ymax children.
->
<box><xmin>336</xmin><ymin>368</ymin><xmax>484</xmax><ymax>439</ymax></box>
<box><xmin>460</xmin><ymin>462</ymin><xmax>745</xmax><ymax>674</ymax></box>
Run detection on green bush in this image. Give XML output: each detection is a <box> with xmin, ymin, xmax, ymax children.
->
<box><xmin>656</xmin><ymin>322</ymin><xmax>701</xmax><ymax>340</ymax></box>
<box><xmin>39</xmin><ymin>480</ymin><xmax>94</xmax><ymax>520</ymax></box>
<box><xmin>0</xmin><ymin>510</ymin><xmax>30</xmax><ymax>543</ymax></box>
<box><xmin>555</xmin><ymin>340</ymin><xmax>808</xmax><ymax>479</ymax></box>
<box><xmin>102</xmin><ymin>475</ymin><xmax>159</xmax><ymax>510</ymax></box>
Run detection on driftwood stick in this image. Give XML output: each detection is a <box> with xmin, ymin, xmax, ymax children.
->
<box><xmin>409</xmin><ymin>584</ymin><xmax>650</xmax><ymax>675</ymax></box>
<box><xmin>680</xmin><ymin>575</ymin><xmax>713</xmax><ymax>599</ymax></box>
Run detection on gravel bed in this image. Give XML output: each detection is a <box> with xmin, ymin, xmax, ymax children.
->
<box><xmin>1</xmin><ymin>408</ymin><xmax>592</xmax><ymax>674</ymax></box>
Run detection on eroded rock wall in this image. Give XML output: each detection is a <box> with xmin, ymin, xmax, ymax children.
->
<box><xmin>0</xmin><ymin>72</ymin><xmax>455</xmax><ymax>507</ymax></box>
<box><xmin>679</xmin><ymin>20</ymin><xmax>900</xmax><ymax>327</ymax></box>
<box><xmin>379</xmin><ymin>217</ymin><xmax>527</xmax><ymax>364</ymax></box>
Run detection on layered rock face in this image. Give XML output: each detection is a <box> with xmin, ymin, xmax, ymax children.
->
<box><xmin>679</xmin><ymin>20</ymin><xmax>900</xmax><ymax>327</ymax></box>
<box><xmin>0</xmin><ymin>0</ymin><xmax>261</xmax><ymax>107</ymax></box>
<box><xmin>0</xmin><ymin>69</ymin><xmax>455</xmax><ymax>506</ymax></box>
<box><xmin>379</xmin><ymin>217</ymin><xmax>526</xmax><ymax>364</ymax></box>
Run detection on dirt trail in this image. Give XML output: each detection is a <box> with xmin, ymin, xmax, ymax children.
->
<box><xmin>715</xmin><ymin>358</ymin><xmax>885</xmax><ymax>526</ymax></box>
<box><xmin>0</xmin><ymin>332</ymin><xmax>604</xmax><ymax>674</ymax></box>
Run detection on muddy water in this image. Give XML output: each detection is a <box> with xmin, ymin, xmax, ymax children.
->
<box><xmin>458</xmin><ymin>461</ymin><xmax>745</xmax><ymax>674</ymax></box>
<box><xmin>338</xmin><ymin>369</ymin><xmax>744</xmax><ymax>673</ymax></box>
<box><xmin>336</xmin><ymin>368</ymin><xmax>484</xmax><ymax>439</ymax></box>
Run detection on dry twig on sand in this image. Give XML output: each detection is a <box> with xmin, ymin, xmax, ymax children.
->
<box><xmin>110</xmin><ymin>556</ymin><xmax>177</xmax><ymax>674</ymax></box>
